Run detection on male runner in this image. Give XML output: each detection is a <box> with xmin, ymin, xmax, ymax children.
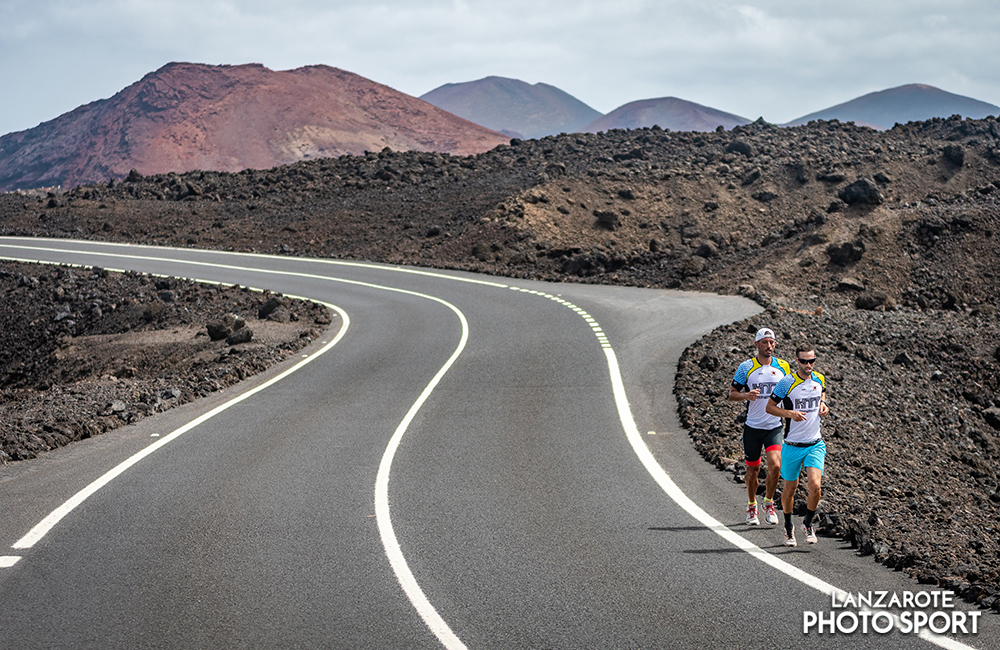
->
<box><xmin>729</xmin><ymin>327</ymin><xmax>790</xmax><ymax>526</ymax></box>
<box><xmin>766</xmin><ymin>344</ymin><xmax>829</xmax><ymax>546</ymax></box>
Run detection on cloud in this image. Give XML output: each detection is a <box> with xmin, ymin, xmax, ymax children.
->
<box><xmin>0</xmin><ymin>1</ymin><xmax>998</xmax><ymax>135</ymax></box>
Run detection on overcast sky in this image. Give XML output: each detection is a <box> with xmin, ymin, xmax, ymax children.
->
<box><xmin>2</xmin><ymin>1</ymin><xmax>998</xmax><ymax>136</ymax></box>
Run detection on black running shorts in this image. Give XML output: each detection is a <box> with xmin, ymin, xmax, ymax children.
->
<box><xmin>741</xmin><ymin>424</ymin><xmax>783</xmax><ymax>466</ymax></box>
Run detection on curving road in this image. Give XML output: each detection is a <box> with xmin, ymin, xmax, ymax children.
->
<box><xmin>0</xmin><ymin>238</ymin><xmax>993</xmax><ymax>649</ymax></box>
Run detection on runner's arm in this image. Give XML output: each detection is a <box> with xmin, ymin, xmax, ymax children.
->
<box><xmin>729</xmin><ymin>384</ymin><xmax>759</xmax><ymax>402</ymax></box>
<box><xmin>766</xmin><ymin>395</ymin><xmax>806</xmax><ymax>421</ymax></box>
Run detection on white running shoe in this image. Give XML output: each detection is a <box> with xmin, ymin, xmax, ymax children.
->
<box><xmin>802</xmin><ymin>523</ymin><xmax>818</xmax><ymax>544</ymax></box>
<box><xmin>783</xmin><ymin>528</ymin><xmax>797</xmax><ymax>547</ymax></box>
<box><xmin>746</xmin><ymin>503</ymin><xmax>760</xmax><ymax>526</ymax></box>
<box><xmin>764</xmin><ymin>501</ymin><xmax>779</xmax><ymax>525</ymax></box>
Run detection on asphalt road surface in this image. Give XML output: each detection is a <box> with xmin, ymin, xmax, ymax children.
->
<box><xmin>0</xmin><ymin>238</ymin><xmax>994</xmax><ymax>649</ymax></box>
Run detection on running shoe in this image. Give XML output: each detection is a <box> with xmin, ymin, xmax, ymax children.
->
<box><xmin>802</xmin><ymin>523</ymin><xmax>818</xmax><ymax>544</ymax></box>
<box><xmin>764</xmin><ymin>501</ymin><xmax>779</xmax><ymax>525</ymax></box>
<box><xmin>746</xmin><ymin>503</ymin><xmax>760</xmax><ymax>526</ymax></box>
<box><xmin>783</xmin><ymin>528</ymin><xmax>797</xmax><ymax>547</ymax></box>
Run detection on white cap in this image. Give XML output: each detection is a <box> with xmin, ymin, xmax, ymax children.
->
<box><xmin>755</xmin><ymin>327</ymin><xmax>775</xmax><ymax>342</ymax></box>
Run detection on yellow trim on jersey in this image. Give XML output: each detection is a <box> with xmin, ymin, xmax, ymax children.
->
<box><xmin>750</xmin><ymin>357</ymin><xmax>791</xmax><ymax>377</ymax></box>
<box><xmin>788</xmin><ymin>370</ymin><xmax>825</xmax><ymax>392</ymax></box>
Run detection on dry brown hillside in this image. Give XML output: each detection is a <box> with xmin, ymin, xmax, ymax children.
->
<box><xmin>6</xmin><ymin>116</ymin><xmax>1000</xmax><ymax>309</ymax></box>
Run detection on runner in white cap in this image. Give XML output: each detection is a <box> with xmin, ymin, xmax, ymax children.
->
<box><xmin>729</xmin><ymin>327</ymin><xmax>791</xmax><ymax>525</ymax></box>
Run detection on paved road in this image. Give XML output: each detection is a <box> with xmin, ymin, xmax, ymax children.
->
<box><xmin>0</xmin><ymin>239</ymin><xmax>993</xmax><ymax>649</ymax></box>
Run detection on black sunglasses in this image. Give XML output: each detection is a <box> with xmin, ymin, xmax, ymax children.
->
<box><xmin>797</xmin><ymin>357</ymin><xmax>818</xmax><ymax>364</ymax></box>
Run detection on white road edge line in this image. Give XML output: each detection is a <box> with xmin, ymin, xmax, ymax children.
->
<box><xmin>10</xmin><ymin>303</ymin><xmax>349</xmax><ymax>549</ymax></box>
<box><xmin>601</xmin><ymin>347</ymin><xmax>977</xmax><ymax>650</ymax></box>
<box><xmin>373</xmin><ymin>293</ymin><xmax>471</xmax><ymax>650</ymax></box>
<box><xmin>0</xmin><ymin>242</ymin><xmax>473</xmax><ymax>649</ymax></box>
<box><xmin>0</xmin><ymin>238</ymin><xmax>511</xmax><ymax>289</ymax></box>
<box><xmin>509</xmin><ymin>288</ymin><xmax>978</xmax><ymax>649</ymax></box>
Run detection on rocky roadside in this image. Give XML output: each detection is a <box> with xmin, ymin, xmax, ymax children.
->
<box><xmin>0</xmin><ymin>260</ymin><xmax>335</xmax><ymax>462</ymax></box>
<box><xmin>675</xmin><ymin>303</ymin><xmax>1000</xmax><ymax>613</ymax></box>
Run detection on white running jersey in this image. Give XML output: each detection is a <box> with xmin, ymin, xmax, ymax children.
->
<box><xmin>732</xmin><ymin>357</ymin><xmax>791</xmax><ymax>429</ymax></box>
<box><xmin>771</xmin><ymin>371</ymin><xmax>826</xmax><ymax>444</ymax></box>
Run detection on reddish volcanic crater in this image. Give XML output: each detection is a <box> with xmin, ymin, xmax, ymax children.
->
<box><xmin>0</xmin><ymin>62</ymin><xmax>509</xmax><ymax>192</ymax></box>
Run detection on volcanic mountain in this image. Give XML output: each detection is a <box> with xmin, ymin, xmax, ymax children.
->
<box><xmin>786</xmin><ymin>83</ymin><xmax>1000</xmax><ymax>130</ymax></box>
<box><xmin>420</xmin><ymin>76</ymin><xmax>603</xmax><ymax>139</ymax></box>
<box><xmin>582</xmin><ymin>97</ymin><xmax>750</xmax><ymax>133</ymax></box>
<box><xmin>0</xmin><ymin>62</ymin><xmax>509</xmax><ymax>192</ymax></box>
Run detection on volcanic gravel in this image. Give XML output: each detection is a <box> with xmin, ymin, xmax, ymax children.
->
<box><xmin>0</xmin><ymin>260</ymin><xmax>334</xmax><ymax>462</ymax></box>
<box><xmin>677</xmin><ymin>306</ymin><xmax>1000</xmax><ymax>605</ymax></box>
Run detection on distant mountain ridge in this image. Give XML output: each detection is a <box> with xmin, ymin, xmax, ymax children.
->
<box><xmin>785</xmin><ymin>84</ymin><xmax>1000</xmax><ymax>130</ymax></box>
<box><xmin>582</xmin><ymin>97</ymin><xmax>750</xmax><ymax>133</ymax></box>
<box><xmin>421</xmin><ymin>76</ymin><xmax>602</xmax><ymax>139</ymax></box>
<box><xmin>4</xmin><ymin>62</ymin><xmax>1000</xmax><ymax>193</ymax></box>
<box><xmin>0</xmin><ymin>62</ymin><xmax>509</xmax><ymax>192</ymax></box>
<box><xmin>421</xmin><ymin>79</ymin><xmax>998</xmax><ymax>136</ymax></box>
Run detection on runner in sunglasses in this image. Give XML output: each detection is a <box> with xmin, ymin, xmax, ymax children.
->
<box><xmin>766</xmin><ymin>344</ymin><xmax>829</xmax><ymax>547</ymax></box>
